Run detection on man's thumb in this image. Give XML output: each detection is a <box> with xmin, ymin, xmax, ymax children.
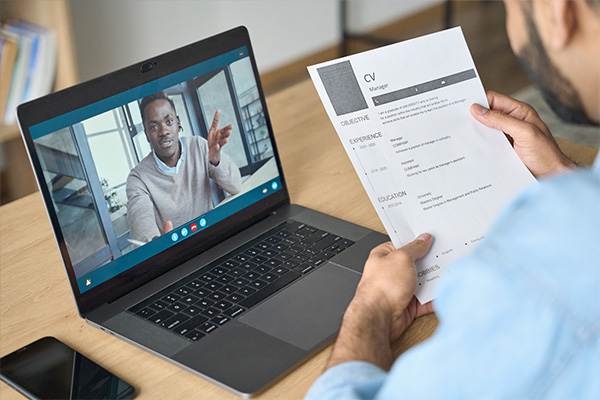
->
<box><xmin>164</xmin><ymin>220</ymin><xmax>173</xmax><ymax>233</ymax></box>
<box><xmin>402</xmin><ymin>233</ymin><xmax>433</xmax><ymax>261</ymax></box>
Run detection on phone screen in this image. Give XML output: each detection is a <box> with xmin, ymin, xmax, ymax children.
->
<box><xmin>0</xmin><ymin>337</ymin><xmax>135</xmax><ymax>400</ymax></box>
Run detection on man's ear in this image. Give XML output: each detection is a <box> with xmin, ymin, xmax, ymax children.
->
<box><xmin>177</xmin><ymin>115</ymin><xmax>183</xmax><ymax>132</ymax></box>
<box><xmin>543</xmin><ymin>0</ymin><xmax>577</xmax><ymax>50</ymax></box>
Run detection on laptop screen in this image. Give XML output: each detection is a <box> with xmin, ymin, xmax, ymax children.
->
<box><xmin>26</xmin><ymin>44</ymin><xmax>282</xmax><ymax>294</ymax></box>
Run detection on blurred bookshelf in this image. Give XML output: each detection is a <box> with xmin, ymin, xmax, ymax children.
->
<box><xmin>0</xmin><ymin>0</ymin><xmax>78</xmax><ymax>204</ymax></box>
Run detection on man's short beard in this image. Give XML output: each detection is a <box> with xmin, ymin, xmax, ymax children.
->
<box><xmin>517</xmin><ymin>9</ymin><xmax>598</xmax><ymax>126</ymax></box>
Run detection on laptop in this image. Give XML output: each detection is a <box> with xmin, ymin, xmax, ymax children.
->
<box><xmin>17</xmin><ymin>26</ymin><xmax>387</xmax><ymax>397</ymax></box>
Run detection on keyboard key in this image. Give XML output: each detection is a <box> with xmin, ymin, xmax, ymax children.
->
<box><xmin>262</xmin><ymin>249</ymin><xmax>278</xmax><ymax>258</ymax></box>
<box><xmin>251</xmin><ymin>280</ymin><xmax>268</xmax><ymax>290</ymax></box>
<box><xmin>199</xmin><ymin>273</ymin><xmax>217</xmax><ymax>283</ymax></box>
<box><xmin>295</xmin><ymin>264</ymin><xmax>315</xmax><ymax>274</ymax></box>
<box><xmin>161</xmin><ymin>315</ymin><xmax>190</xmax><ymax>330</ymax></box>
<box><xmin>201</xmin><ymin>308</ymin><xmax>219</xmax><ymax>318</ymax></box>
<box><xmin>185</xmin><ymin>280</ymin><xmax>203</xmax><ymax>290</ymax></box>
<box><xmin>197</xmin><ymin>299</ymin><xmax>215</xmax><ymax>309</ymax></box>
<box><xmin>209</xmin><ymin>292</ymin><xmax>226</xmax><ymax>301</ymax></box>
<box><xmin>136</xmin><ymin>308</ymin><xmax>156</xmax><ymax>318</ymax></box>
<box><xmin>150</xmin><ymin>309</ymin><xmax>175</xmax><ymax>324</ymax></box>
<box><xmin>244</xmin><ymin>271</ymin><xmax>261</xmax><ymax>281</ymax></box>
<box><xmin>273</xmin><ymin>266</ymin><xmax>289</xmax><ymax>275</ymax></box>
<box><xmin>340</xmin><ymin>239</ymin><xmax>355</xmax><ymax>247</ymax></box>
<box><xmin>266</xmin><ymin>236</ymin><xmax>282</xmax><ymax>244</ymax></box>
<box><xmin>168</xmin><ymin>302</ymin><xmax>187</xmax><ymax>313</ymax></box>
<box><xmin>212</xmin><ymin>315</ymin><xmax>230</xmax><ymax>326</ymax></box>
<box><xmin>162</xmin><ymin>294</ymin><xmax>181</xmax><ymax>304</ymax></box>
<box><xmin>244</xmin><ymin>248</ymin><xmax>260</xmax><ymax>257</ymax></box>
<box><xmin>281</xmin><ymin>260</ymin><xmax>299</xmax><ymax>269</ymax></box>
<box><xmin>262</xmin><ymin>273</ymin><xmax>277</xmax><ymax>282</ymax></box>
<box><xmin>211</xmin><ymin>266</ymin><xmax>228</xmax><ymax>275</ymax></box>
<box><xmin>251</xmin><ymin>255</ymin><xmax>268</xmax><ymax>264</ymax></box>
<box><xmin>256</xmin><ymin>242</ymin><xmax>271</xmax><ymax>250</ymax></box>
<box><xmin>223</xmin><ymin>260</ymin><xmax>239</xmax><ymax>269</ymax></box>
<box><xmin>186</xmin><ymin>330</ymin><xmax>205</xmax><ymax>341</ymax></box>
<box><xmin>319</xmin><ymin>251</ymin><xmax>336</xmax><ymax>259</ymax></box>
<box><xmin>181</xmin><ymin>295</ymin><xmax>199</xmax><ymax>304</ymax></box>
<box><xmin>238</xmin><ymin>261</ymin><xmax>257</xmax><ymax>271</ymax></box>
<box><xmin>238</xmin><ymin>287</ymin><xmax>257</xmax><ymax>296</ymax></box>
<box><xmin>175</xmin><ymin>287</ymin><xmax>191</xmax><ymax>297</ymax></box>
<box><xmin>239</xmin><ymin>271</ymin><xmax>301</xmax><ymax>309</ymax></box>
<box><xmin>206</xmin><ymin>282</ymin><xmax>224</xmax><ymax>291</ymax></box>
<box><xmin>311</xmin><ymin>258</ymin><xmax>327</xmax><ymax>266</ymax></box>
<box><xmin>232</xmin><ymin>278</ymin><xmax>250</xmax><ymax>287</ymax></box>
<box><xmin>226</xmin><ymin>293</ymin><xmax>245</xmax><ymax>303</ymax></box>
<box><xmin>229</xmin><ymin>267</ymin><xmax>246</xmax><ymax>277</ymax></box>
<box><xmin>174</xmin><ymin>315</ymin><xmax>208</xmax><ymax>335</ymax></box>
<box><xmin>193</xmin><ymin>287</ymin><xmax>210</xmax><ymax>297</ymax></box>
<box><xmin>234</xmin><ymin>254</ymin><xmax>249</xmax><ymax>263</ymax></box>
<box><xmin>224</xmin><ymin>307</ymin><xmax>246</xmax><ymax>318</ymax></box>
<box><xmin>199</xmin><ymin>322</ymin><xmax>218</xmax><ymax>334</ymax></box>
<box><xmin>214</xmin><ymin>300</ymin><xmax>233</xmax><ymax>311</ymax></box>
<box><xmin>265</xmin><ymin>259</ymin><xmax>282</xmax><ymax>267</ymax></box>
<box><xmin>149</xmin><ymin>300</ymin><xmax>169</xmax><ymax>310</ymax></box>
<box><xmin>254</xmin><ymin>265</ymin><xmax>271</xmax><ymax>274</ymax></box>
<box><xmin>220</xmin><ymin>285</ymin><xmax>238</xmax><ymax>294</ymax></box>
<box><xmin>273</xmin><ymin>243</ymin><xmax>288</xmax><ymax>252</ymax></box>
<box><xmin>183</xmin><ymin>306</ymin><xmax>202</xmax><ymax>316</ymax></box>
<box><xmin>283</xmin><ymin>221</ymin><xmax>305</xmax><ymax>232</ymax></box>
<box><xmin>217</xmin><ymin>275</ymin><xmax>234</xmax><ymax>284</ymax></box>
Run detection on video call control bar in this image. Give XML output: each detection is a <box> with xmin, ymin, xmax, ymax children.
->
<box><xmin>372</xmin><ymin>69</ymin><xmax>477</xmax><ymax>106</ymax></box>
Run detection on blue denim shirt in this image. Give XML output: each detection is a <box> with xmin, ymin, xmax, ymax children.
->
<box><xmin>306</xmin><ymin>156</ymin><xmax>600</xmax><ymax>399</ymax></box>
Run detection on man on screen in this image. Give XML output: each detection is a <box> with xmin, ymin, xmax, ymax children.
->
<box><xmin>126</xmin><ymin>91</ymin><xmax>241</xmax><ymax>243</ymax></box>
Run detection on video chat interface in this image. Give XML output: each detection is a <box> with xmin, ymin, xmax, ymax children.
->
<box><xmin>29</xmin><ymin>47</ymin><xmax>281</xmax><ymax>293</ymax></box>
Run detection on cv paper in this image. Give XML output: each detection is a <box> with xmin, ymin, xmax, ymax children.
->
<box><xmin>308</xmin><ymin>28</ymin><xmax>535</xmax><ymax>303</ymax></box>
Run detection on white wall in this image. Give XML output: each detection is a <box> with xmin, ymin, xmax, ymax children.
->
<box><xmin>70</xmin><ymin>0</ymin><xmax>442</xmax><ymax>82</ymax></box>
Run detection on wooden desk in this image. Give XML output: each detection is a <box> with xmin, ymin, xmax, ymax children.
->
<box><xmin>1</xmin><ymin>79</ymin><xmax>597</xmax><ymax>399</ymax></box>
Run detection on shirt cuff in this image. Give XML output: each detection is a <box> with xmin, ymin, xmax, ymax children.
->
<box><xmin>304</xmin><ymin>361</ymin><xmax>387</xmax><ymax>400</ymax></box>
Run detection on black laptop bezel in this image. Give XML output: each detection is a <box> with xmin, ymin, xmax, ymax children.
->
<box><xmin>17</xmin><ymin>26</ymin><xmax>290</xmax><ymax>317</ymax></box>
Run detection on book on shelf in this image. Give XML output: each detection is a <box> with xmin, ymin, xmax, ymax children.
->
<box><xmin>0</xmin><ymin>19</ymin><xmax>57</xmax><ymax>126</ymax></box>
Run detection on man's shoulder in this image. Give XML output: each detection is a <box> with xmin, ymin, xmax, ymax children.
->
<box><xmin>128</xmin><ymin>153</ymin><xmax>155</xmax><ymax>180</ymax></box>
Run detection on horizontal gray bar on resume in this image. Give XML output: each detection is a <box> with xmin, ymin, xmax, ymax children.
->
<box><xmin>371</xmin><ymin>69</ymin><xmax>477</xmax><ymax>106</ymax></box>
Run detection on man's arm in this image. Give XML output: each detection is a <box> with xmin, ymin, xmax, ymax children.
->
<box><xmin>327</xmin><ymin>234</ymin><xmax>434</xmax><ymax>370</ymax></box>
<box><xmin>126</xmin><ymin>173</ymin><xmax>161</xmax><ymax>243</ymax></box>
<box><xmin>471</xmin><ymin>91</ymin><xmax>576</xmax><ymax>178</ymax></box>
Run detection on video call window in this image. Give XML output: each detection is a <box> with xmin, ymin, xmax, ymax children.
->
<box><xmin>33</xmin><ymin>56</ymin><xmax>277</xmax><ymax>279</ymax></box>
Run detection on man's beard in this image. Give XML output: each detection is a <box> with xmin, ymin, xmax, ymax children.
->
<box><xmin>516</xmin><ymin>11</ymin><xmax>598</xmax><ymax>126</ymax></box>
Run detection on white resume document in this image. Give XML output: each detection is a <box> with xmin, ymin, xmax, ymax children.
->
<box><xmin>308</xmin><ymin>28</ymin><xmax>535</xmax><ymax>303</ymax></box>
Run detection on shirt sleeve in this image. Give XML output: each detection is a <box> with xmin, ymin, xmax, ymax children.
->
<box><xmin>304</xmin><ymin>362</ymin><xmax>387</xmax><ymax>400</ymax></box>
<box><xmin>126</xmin><ymin>171</ymin><xmax>161</xmax><ymax>243</ymax></box>
<box><xmin>208</xmin><ymin>151</ymin><xmax>242</xmax><ymax>195</ymax></box>
<box><xmin>304</xmin><ymin>170</ymin><xmax>600</xmax><ymax>399</ymax></box>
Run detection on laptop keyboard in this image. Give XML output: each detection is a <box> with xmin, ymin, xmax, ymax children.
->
<box><xmin>128</xmin><ymin>220</ymin><xmax>354</xmax><ymax>342</ymax></box>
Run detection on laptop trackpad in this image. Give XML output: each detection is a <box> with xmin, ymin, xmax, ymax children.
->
<box><xmin>238</xmin><ymin>263</ymin><xmax>360</xmax><ymax>351</ymax></box>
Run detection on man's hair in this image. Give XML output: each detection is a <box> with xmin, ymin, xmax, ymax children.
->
<box><xmin>139</xmin><ymin>91</ymin><xmax>177</xmax><ymax>124</ymax></box>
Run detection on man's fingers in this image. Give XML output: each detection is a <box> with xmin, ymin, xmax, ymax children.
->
<box><xmin>209</xmin><ymin>109</ymin><xmax>221</xmax><ymax>133</ymax></box>
<box><xmin>164</xmin><ymin>220</ymin><xmax>173</xmax><ymax>234</ymax></box>
<box><xmin>471</xmin><ymin>104</ymin><xmax>537</xmax><ymax>143</ymax></box>
<box><xmin>485</xmin><ymin>91</ymin><xmax>548</xmax><ymax>133</ymax></box>
<box><xmin>400</xmin><ymin>233</ymin><xmax>433</xmax><ymax>261</ymax></box>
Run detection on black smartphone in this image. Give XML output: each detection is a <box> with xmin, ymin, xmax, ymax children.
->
<box><xmin>0</xmin><ymin>337</ymin><xmax>135</xmax><ymax>400</ymax></box>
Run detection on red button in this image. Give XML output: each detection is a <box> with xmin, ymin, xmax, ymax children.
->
<box><xmin>191</xmin><ymin>223</ymin><xmax>197</xmax><ymax>232</ymax></box>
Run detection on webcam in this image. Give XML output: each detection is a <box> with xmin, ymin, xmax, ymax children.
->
<box><xmin>140</xmin><ymin>61</ymin><xmax>156</xmax><ymax>73</ymax></box>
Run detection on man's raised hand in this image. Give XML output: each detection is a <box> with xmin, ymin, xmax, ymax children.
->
<box><xmin>207</xmin><ymin>109</ymin><xmax>233</xmax><ymax>166</ymax></box>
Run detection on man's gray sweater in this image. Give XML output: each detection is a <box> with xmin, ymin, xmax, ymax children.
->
<box><xmin>126</xmin><ymin>136</ymin><xmax>241</xmax><ymax>242</ymax></box>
